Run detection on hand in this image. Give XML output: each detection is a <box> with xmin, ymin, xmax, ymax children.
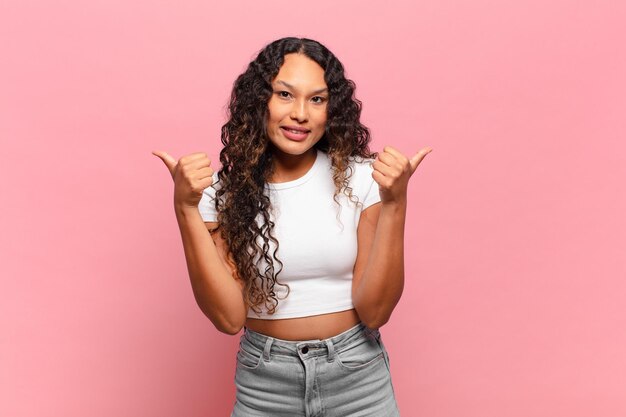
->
<box><xmin>152</xmin><ymin>150</ymin><xmax>215</xmax><ymax>208</ymax></box>
<box><xmin>372</xmin><ymin>146</ymin><xmax>432</xmax><ymax>204</ymax></box>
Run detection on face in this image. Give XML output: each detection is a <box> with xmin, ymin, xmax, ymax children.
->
<box><xmin>266</xmin><ymin>53</ymin><xmax>328</xmax><ymax>159</ymax></box>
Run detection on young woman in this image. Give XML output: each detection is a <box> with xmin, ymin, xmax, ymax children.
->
<box><xmin>154</xmin><ymin>37</ymin><xmax>431</xmax><ymax>416</ymax></box>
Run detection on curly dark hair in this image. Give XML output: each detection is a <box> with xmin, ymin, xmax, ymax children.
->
<box><xmin>212</xmin><ymin>37</ymin><xmax>377</xmax><ymax>316</ymax></box>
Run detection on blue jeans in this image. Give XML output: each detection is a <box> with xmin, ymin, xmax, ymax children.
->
<box><xmin>231</xmin><ymin>322</ymin><xmax>400</xmax><ymax>416</ymax></box>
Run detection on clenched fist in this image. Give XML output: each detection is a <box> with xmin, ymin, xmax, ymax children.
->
<box><xmin>152</xmin><ymin>150</ymin><xmax>214</xmax><ymax>209</ymax></box>
<box><xmin>372</xmin><ymin>146</ymin><xmax>432</xmax><ymax>204</ymax></box>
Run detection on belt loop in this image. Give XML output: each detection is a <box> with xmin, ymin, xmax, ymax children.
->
<box><xmin>325</xmin><ymin>338</ymin><xmax>336</xmax><ymax>363</ymax></box>
<box><xmin>263</xmin><ymin>337</ymin><xmax>273</xmax><ymax>362</ymax></box>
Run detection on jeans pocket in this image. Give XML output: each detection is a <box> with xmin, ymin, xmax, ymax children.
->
<box><xmin>335</xmin><ymin>336</ymin><xmax>385</xmax><ymax>371</ymax></box>
<box><xmin>236</xmin><ymin>337</ymin><xmax>263</xmax><ymax>370</ymax></box>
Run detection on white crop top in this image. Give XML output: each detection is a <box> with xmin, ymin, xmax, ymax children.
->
<box><xmin>198</xmin><ymin>149</ymin><xmax>381</xmax><ymax>319</ymax></box>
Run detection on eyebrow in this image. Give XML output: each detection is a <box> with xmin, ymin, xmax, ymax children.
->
<box><xmin>274</xmin><ymin>80</ymin><xmax>328</xmax><ymax>95</ymax></box>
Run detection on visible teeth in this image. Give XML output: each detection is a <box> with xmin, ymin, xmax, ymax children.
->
<box><xmin>286</xmin><ymin>128</ymin><xmax>307</xmax><ymax>134</ymax></box>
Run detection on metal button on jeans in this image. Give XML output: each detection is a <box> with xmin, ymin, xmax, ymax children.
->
<box><xmin>301</xmin><ymin>346</ymin><xmax>309</xmax><ymax>354</ymax></box>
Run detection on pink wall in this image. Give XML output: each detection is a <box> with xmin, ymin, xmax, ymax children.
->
<box><xmin>2</xmin><ymin>0</ymin><xmax>625</xmax><ymax>416</ymax></box>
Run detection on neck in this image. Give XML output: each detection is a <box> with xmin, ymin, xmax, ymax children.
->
<box><xmin>269</xmin><ymin>147</ymin><xmax>317</xmax><ymax>183</ymax></box>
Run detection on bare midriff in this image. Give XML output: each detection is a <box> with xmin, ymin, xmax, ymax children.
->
<box><xmin>244</xmin><ymin>308</ymin><xmax>361</xmax><ymax>341</ymax></box>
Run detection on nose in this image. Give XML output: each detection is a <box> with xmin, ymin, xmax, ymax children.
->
<box><xmin>290</xmin><ymin>99</ymin><xmax>308</xmax><ymax>122</ymax></box>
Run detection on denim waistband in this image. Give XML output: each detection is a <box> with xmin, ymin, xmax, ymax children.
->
<box><xmin>242</xmin><ymin>322</ymin><xmax>381</xmax><ymax>362</ymax></box>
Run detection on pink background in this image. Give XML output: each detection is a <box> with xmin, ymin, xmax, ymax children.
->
<box><xmin>1</xmin><ymin>0</ymin><xmax>625</xmax><ymax>416</ymax></box>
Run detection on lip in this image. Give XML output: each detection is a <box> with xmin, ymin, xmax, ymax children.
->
<box><xmin>281</xmin><ymin>125</ymin><xmax>311</xmax><ymax>133</ymax></box>
<box><xmin>280</xmin><ymin>126</ymin><xmax>310</xmax><ymax>141</ymax></box>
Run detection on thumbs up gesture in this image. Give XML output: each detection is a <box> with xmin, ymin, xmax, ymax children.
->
<box><xmin>152</xmin><ymin>150</ymin><xmax>215</xmax><ymax>209</ymax></box>
<box><xmin>372</xmin><ymin>146</ymin><xmax>432</xmax><ymax>204</ymax></box>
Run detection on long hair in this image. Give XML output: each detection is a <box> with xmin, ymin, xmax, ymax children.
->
<box><xmin>213</xmin><ymin>37</ymin><xmax>376</xmax><ymax>315</ymax></box>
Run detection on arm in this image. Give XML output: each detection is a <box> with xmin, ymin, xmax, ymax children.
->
<box><xmin>153</xmin><ymin>150</ymin><xmax>247</xmax><ymax>335</ymax></box>
<box><xmin>175</xmin><ymin>206</ymin><xmax>247</xmax><ymax>335</ymax></box>
<box><xmin>352</xmin><ymin>146</ymin><xmax>432</xmax><ymax>329</ymax></box>
<box><xmin>352</xmin><ymin>202</ymin><xmax>405</xmax><ymax>329</ymax></box>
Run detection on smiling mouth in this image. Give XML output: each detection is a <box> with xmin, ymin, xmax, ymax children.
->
<box><xmin>279</xmin><ymin>127</ymin><xmax>311</xmax><ymax>142</ymax></box>
<box><xmin>281</xmin><ymin>127</ymin><xmax>311</xmax><ymax>134</ymax></box>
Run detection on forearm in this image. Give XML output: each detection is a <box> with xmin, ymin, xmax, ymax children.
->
<box><xmin>354</xmin><ymin>201</ymin><xmax>406</xmax><ymax>328</ymax></box>
<box><xmin>174</xmin><ymin>205</ymin><xmax>247</xmax><ymax>334</ymax></box>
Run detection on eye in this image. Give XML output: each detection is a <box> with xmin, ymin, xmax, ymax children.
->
<box><xmin>312</xmin><ymin>96</ymin><xmax>327</xmax><ymax>104</ymax></box>
<box><xmin>276</xmin><ymin>91</ymin><xmax>291</xmax><ymax>99</ymax></box>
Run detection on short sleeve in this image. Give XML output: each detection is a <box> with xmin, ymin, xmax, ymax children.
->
<box><xmin>197</xmin><ymin>172</ymin><xmax>221</xmax><ymax>222</ymax></box>
<box><xmin>349</xmin><ymin>157</ymin><xmax>381</xmax><ymax>210</ymax></box>
<box><xmin>362</xmin><ymin>176</ymin><xmax>381</xmax><ymax>210</ymax></box>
